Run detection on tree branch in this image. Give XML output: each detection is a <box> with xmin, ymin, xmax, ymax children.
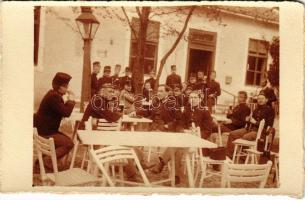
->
<box><xmin>155</xmin><ymin>6</ymin><xmax>196</xmax><ymax>90</ymax></box>
<box><xmin>121</xmin><ymin>7</ymin><xmax>138</xmax><ymax>41</ymax></box>
<box><xmin>136</xmin><ymin>7</ymin><xmax>142</xmax><ymax>18</ymax></box>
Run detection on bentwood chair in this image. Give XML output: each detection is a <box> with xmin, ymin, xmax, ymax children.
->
<box><xmin>33</xmin><ymin>128</ymin><xmax>100</xmax><ymax>186</ymax></box>
<box><xmin>232</xmin><ymin>119</ymin><xmax>265</xmax><ymax>163</ymax></box>
<box><xmin>89</xmin><ymin>145</ymin><xmax>151</xmax><ymax>187</ymax></box>
<box><xmin>221</xmin><ymin>160</ymin><xmax>272</xmax><ymax>188</ymax></box>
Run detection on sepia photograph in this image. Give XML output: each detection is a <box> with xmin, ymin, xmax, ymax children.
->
<box><xmin>32</xmin><ymin>4</ymin><xmax>281</xmax><ymax>189</ymax></box>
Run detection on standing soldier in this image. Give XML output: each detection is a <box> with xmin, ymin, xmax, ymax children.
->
<box><xmin>98</xmin><ymin>65</ymin><xmax>112</xmax><ymax>89</ymax></box>
<box><xmin>166</xmin><ymin>65</ymin><xmax>182</xmax><ymax>90</ymax></box>
<box><xmin>144</xmin><ymin>70</ymin><xmax>156</xmax><ymax>90</ymax></box>
<box><xmin>111</xmin><ymin>64</ymin><xmax>122</xmax><ymax>90</ymax></box>
<box><xmin>207</xmin><ymin>70</ymin><xmax>221</xmax><ymax>112</ymax></box>
<box><xmin>187</xmin><ymin>73</ymin><xmax>198</xmax><ymax>91</ymax></box>
<box><xmin>120</xmin><ymin>67</ymin><xmax>133</xmax><ymax>91</ymax></box>
<box><xmin>34</xmin><ymin>72</ymin><xmax>75</xmax><ymax>170</ymax></box>
<box><xmin>91</xmin><ymin>61</ymin><xmax>101</xmax><ymax>97</ymax></box>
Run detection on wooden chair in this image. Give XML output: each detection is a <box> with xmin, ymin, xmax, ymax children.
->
<box><xmin>89</xmin><ymin>145</ymin><xmax>151</xmax><ymax>187</ymax></box>
<box><xmin>33</xmin><ymin>129</ymin><xmax>100</xmax><ymax>186</ymax></box>
<box><xmin>96</xmin><ymin>118</ymin><xmax>122</xmax><ymax>131</ymax></box>
<box><xmin>244</xmin><ymin>127</ymin><xmax>276</xmax><ymax>164</ymax></box>
<box><xmin>188</xmin><ymin>126</ymin><xmax>232</xmax><ymax>188</ymax></box>
<box><xmin>232</xmin><ymin>119</ymin><xmax>265</xmax><ymax>163</ymax></box>
<box><xmin>221</xmin><ymin>160</ymin><xmax>272</xmax><ymax>188</ymax></box>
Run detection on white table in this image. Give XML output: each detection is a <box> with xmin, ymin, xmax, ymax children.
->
<box><xmin>78</xmin><ymin>130</ymin><xmax>217</xmax><ymax>187</ymax></box>
<box><xmin>122</xmin><ymin>115</ymin><xmax>152</xmax><ymax>131</ymax></box>
<box><xmin>212</xmin><ymin>114</ymin><xmax>231</xmax><ymax>146</ymax></box>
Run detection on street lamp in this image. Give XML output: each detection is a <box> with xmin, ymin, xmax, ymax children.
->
<box><xmin>75</xmin><ymin>6</ymin><xmax>100</xmax><ymax>112</ymax></box>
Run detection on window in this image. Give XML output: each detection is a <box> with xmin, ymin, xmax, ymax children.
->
<box><xmin>34</xmin><ymin>6</ymin><xmax>41</xmax><ymax>66</ymax></box>
<box><xmin>245</xmin><ymin>39</ymin><xmax>269</xmax><ymax>86</ymax></box>
<box><xmin>129</xmin><ymin>18</ymin><xmax>160</xmax><ymax>75</ymax></box>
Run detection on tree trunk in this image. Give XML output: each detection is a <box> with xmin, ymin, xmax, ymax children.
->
<box><xmin>132</xmin><ymin>7</ymin><xmax>151</xmax><ymax>95</ymax></box>
<box><xmin>154</xmin><ymin>6</ymin><xmax>196</xmax><ymax>91</ymax></box>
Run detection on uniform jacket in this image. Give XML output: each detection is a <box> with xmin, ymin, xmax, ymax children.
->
<box><xmin>79</xmin><ymin>95</ymin><xmax>122</xmax><ymax>129</ymax></box>
<box><xmin>182</xmin><ymin>105</ymin><xmax>214</xmax><ymax>139</ymax></box>
<box><xmin>98</xmin><ymin>76</ymin><xmax>112</xmax><ymax>88</ymax></box>
<box><xmin>120</xmin><ymin>76</ymin><xmax>133</xmax><ymax>90</ymax></box>
<box><xmin>166</xmin><ymin>74</ymin><xmax>182</xmax><ymax>89</ymax></box>
<box><xmin>91</xmin><ymin>73</ymin><xmax>99</xmax><ymax>96</ymax></box>
<box><xmin>111</xmin><ymin>75</ymin><xmax>121</xmax><ymax>89</ymax></box>
<box><xmin>34</xmin><ymin>90</ymin><xmax>75</xmax><ymax>136</ymax></box>
<box><xmin>249</xmin><ymin>104</ymin><xmax>275</xmax><ymax>130</ymax></box>
<box><xmin>226</xmin><ymin>103</ymin><xmax>251</xmax><ymax>129</ymax></box>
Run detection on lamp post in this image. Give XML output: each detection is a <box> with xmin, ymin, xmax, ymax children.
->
<box><xmin>75</xmin><ymin>6</ymin><xmax>100</xmax><ymax>112</ymax></box>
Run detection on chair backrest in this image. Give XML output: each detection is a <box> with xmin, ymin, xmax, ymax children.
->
<box><xmin>255</xmin><ymin>119</ymin><xmax>265</xmax><ymax>144</ymax></box>
<box><xmin>96</xmin><ymin>118</ymin><xmax>122</xmax><ymax>131</ymax></box>
<box><xmin>222</xmin><ymin>160</ymin><xmax>272</xmax><ymax>188</ymax></box>
<box><xmin>89</xmin><ymin>145</ymin><xmax>150</xmax><ymax>187</ymax></box>
<box><xmin>33</xmin><ymin>128</ymin><xmax>58</xmax><ymax>181</ymax></box>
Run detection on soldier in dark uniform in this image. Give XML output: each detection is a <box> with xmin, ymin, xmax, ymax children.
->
<box><xmin>79</xmin><ymin>83</ymin><xmax>122</xmax><ymax>130</ymax></box>
<box><xmin>34</xmin><ymin>72</ymin><xmax>75</xmax><ymax>170</ymax></box>
<box><xmin>187</xmin><ymin>73</ymin><xmax>198</xmax><ymax>91</ymax></box>
<box><xmin>165</xmin><ymin>65</ymin><xmax>182</xmax><ymax>90</ymax></box>
<box><xmin>226</xmin><ymin>93</ymin><xmax>275</xmax><ymax>158</ymax></box>
<box><xmin>111</xmin><ymin>64</ymin><xmax>122</xmax><ymax>90</ymax></box>
<box><xmin>98</xmin><ymin>65</ymin><xmax>112</xmax><ymax>89</ymax></box>
<box><xmin>79</xmin><ymin>83</ymin><xmax>153</xmax><ymax>181</ymax></box>
<box><xmin>173</xmin><ymin>85</ymin><xmax>184</xmax><ymax>109</ymax></box>
<box><xmin>148</xmin><ymin>85</ymin><xmax>184</xmax><ymax>184</ymax></box>
<box><xmin>144</xmin><ymin>70</ymin><xmax>156</xmax><ymax>90</ymax></box>
<box><xmin>212</xmin><ymin>91</ymin><xmax>251</xmax><ymax>133</ymax></box>
<box><xmin>91</xmin><ymin>61</ymin><xmax>101</xmax><ymax>97</ymax></box>
<box><xmin>183</xmin><ymin>91</ymin><xmax>214</xmax><ymax>139</ymax></box>
<box><xmin>196</xmin><ymin>70</ymin><xmax>208</xmax><ymax>92</ymax></box>
<box><xmin>206</xmin><ymin>70</ymin><xmax>221</xmax><ymax>112</ymax></box>
<box><xmin>260</xmin><ymin>80</ymin><xmax>277</xmax><ymax>107</ymax></box>
<box><xmin>120</xmin><ymin>67</ymin><xmax>133</xmax><ymax>91</ymax></box>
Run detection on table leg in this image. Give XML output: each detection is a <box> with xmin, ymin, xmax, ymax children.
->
<box><xmin>170</xmin><ymin>150</ymin><xmax>175</xmax><ymax>187</ymax></box>
<box><xmin>185</xmin><ymin>152</ymin><xmax>195</xmax><ymax>188</ymax></box>
<box><xmin>131</xmin><ymin>123</ymin><xmax>135</xmax><ymax>132</ymax></box>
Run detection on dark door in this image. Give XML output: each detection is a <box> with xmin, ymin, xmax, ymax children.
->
<box><xmin>187</xmin><ymin>48</ymin><xmax>213</xmax><ymax>79</ymax></box>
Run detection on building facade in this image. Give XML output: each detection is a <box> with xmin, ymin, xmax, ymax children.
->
<box><xmin>34</xmin><ymin>6</ymin><xmax>279</xmax><ymax>109</ymax></box>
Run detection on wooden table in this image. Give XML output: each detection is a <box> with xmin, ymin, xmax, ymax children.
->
<box><xmin>78</xmin><ymin>130</ymin><xmax>217</xmax><ymax>187</ymax></box>
<box><xmin>212</xmin><ymin>114</ymin><xmax>231</xmax><ymax>146</ymax></box>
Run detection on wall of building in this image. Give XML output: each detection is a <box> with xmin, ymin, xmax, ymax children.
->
<box><xmin>34</xmin><ymin>7</ymin><xmax>278</xmax><ymax>109</ymax></box>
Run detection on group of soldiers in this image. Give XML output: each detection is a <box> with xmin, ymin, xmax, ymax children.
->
<box><xmin>33</xmin><ymin>62</ymin><xmax>277</xmax><ymax>185</ymax></box>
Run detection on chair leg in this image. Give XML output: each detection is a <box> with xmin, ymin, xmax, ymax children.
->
<box><xmin>80</xmin><ymin>147</ymin><xmax>88</xmax><ymax>170</ymax></box>
<box><xmin>232</xmin><ymin>145</ymin><xmax>238</xmax><ymax>163</ymax></box>
<box><xmin>69</xmin><ymin>141</ymin><xmax>79</xmax><ymax>169</ymax></box>
<box><xmin>147</xmin><ymin>147</ymin><xmax>152</xmax><ymax>162</ymax></box>
<box><xmin>274</xmin><ymin>157</ymin><xmax>279</xmax><ymax>187</ymax></box>
<box><xmin>199</xmin><ymin>162</ymin><xmax>207</xmax><ymax>188</ymax></box>
<box><xmin>237</xmin><ymin>145</ymin><xmax>243</xmax><ymax>164</ymax></box>
<box><xmin>220</xmin><ymin>164</ymin><xmax>225</xmax><ymax>187</ymax></box>
<box><xmin>119</xmin><ymin>165</ymin><xmax>124</xmax><ymax>186</ymax></box>
<box><xmin>245</xmin><ymin>153</ymin><xmax>250</xmax><ymax>164</ymax></box>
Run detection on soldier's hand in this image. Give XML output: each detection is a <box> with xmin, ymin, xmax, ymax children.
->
<box><xmin>225</xmin><ymin>119</ymin><xmax>232</xmax><ymax>124</ymax></box>
<box><xmin>250</xmin><ymin>117</ymin><xmax>257</xmax><ymax>124</ymax></box>
<box><xmin>245</xmin><ymin>116</ymin><xmax>250</xmax><ymax>121</ymax></box>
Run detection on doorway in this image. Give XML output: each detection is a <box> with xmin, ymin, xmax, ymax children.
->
<box><xmin>187</xmin><ymin>48</ymin><xmax>213</xmax><ymax>79</ymax></box>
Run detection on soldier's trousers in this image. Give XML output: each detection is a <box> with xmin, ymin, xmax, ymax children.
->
<box><xmin>226</xmin><ymin>128</ymin><xmax>257</xmax><ymax>158</ymax></box>
<box><xmin>160</xmin><ymin>147</ymin><xmax>185</xmax><ymax>178</ymax></box>
<box><xmin>43</xmin><ymin>132</ymin><xmax>74</xmax><ymax>159</ymax></box>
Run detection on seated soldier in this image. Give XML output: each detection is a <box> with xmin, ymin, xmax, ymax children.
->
<box><xmin>142</xmin><ymin>81</ymin><xmax>152</xmax><ymax>102</ymax></box>
<box><xmin>211</xmin><ymin>91</ymin><xmax>251</xmax><ymax>133</ymax></box>
<box><xmin>147</xmin><ymin>85</ymin><xmax>185</xmax><ymax>185</ymax></box>
<box><xmin>79</xmin><ymin>83</ymin><xmax>154</xmax><ymax>181</ymax></box>
<box><xmin>226</xmin><ymin>93</ymin><xmax>275</xmax><ymax>158</ymax></box>
<box><xmin>120</xmin><ymin>80</ymin><xmax>135</xmax><ymax>114</ymax></box>
<box><xmin>173</xmin><ymin>85</ymin><xmax>184</xmax><ymax>110</ymax></box>
<box><xmin>34</xmin><ymin>72</ymin><xmax>75</xmax><ymax>170</ymax></box>
<box><xmin>183</xmin><ymin>91</ymin><xmax>214</xmax><ymax>139</ymax></box>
